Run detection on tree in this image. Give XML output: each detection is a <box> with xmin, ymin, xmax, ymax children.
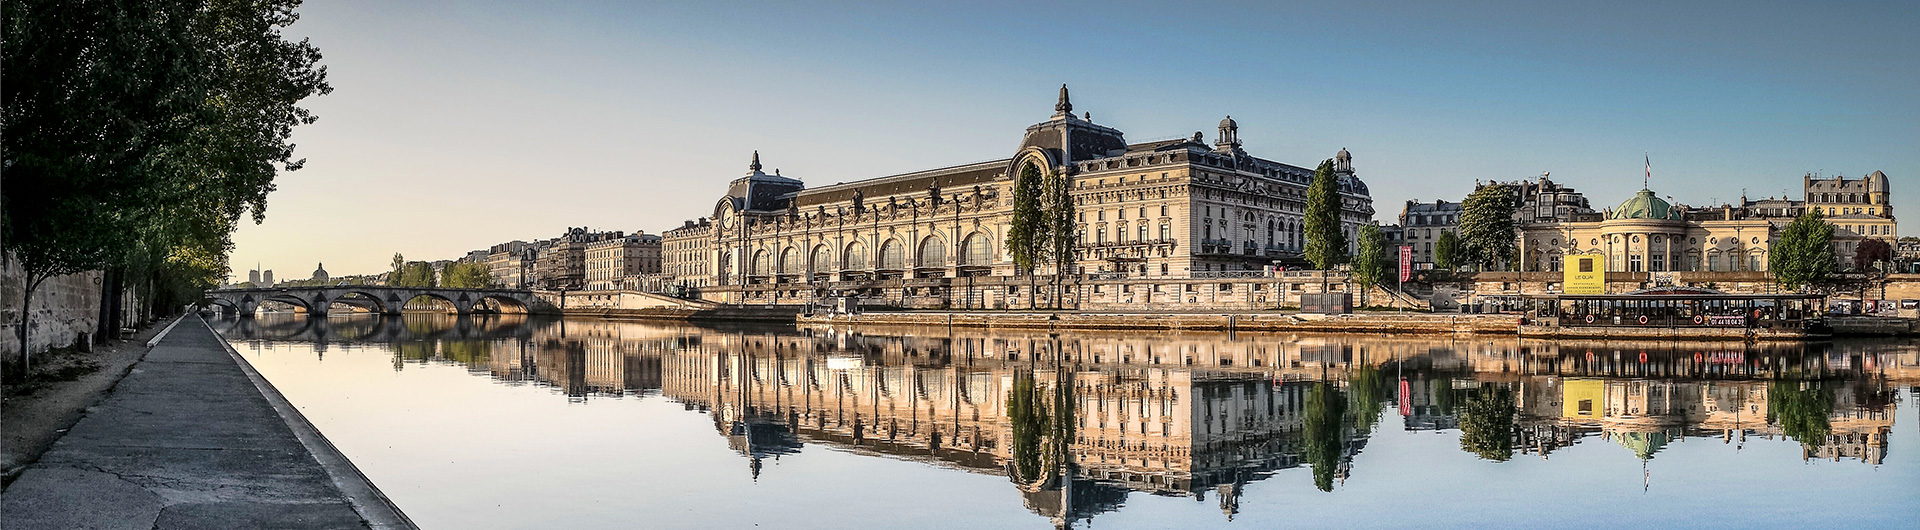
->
<box><xmin>1770</xmin><ymin>209</ymin><xmax>1835</xmax><ymax>290</ymax></box>
<box><xmin>1853</xmin><ymin>238</ymin><xmax>1892</xmax><ymax>272</ymax></box>
<box><xmin>1046</xmin><ymin>167</ymin><xmax>1077</xmax><ymax>277</ymax></box>
<box><xmin>1351</xmin><ymin>224</ymin><xmax>1387</xmax><ymax>306</ymax></box>
<box><xmin>1007</xmin><ymin>162</ymin><xmax>1048</xmax><ymax>275</ymax></box>
<box><xmin>3</xmin><ymin>0</ymin><xmax>330</xmax><ymax>367</ymax></box>
<box><xmin>389</xmin><ymin>253</ymin><xmax>408</xmax><ymax>285</ymax></box>
<box><xmin>1458</xmin><ymin>184</ymin><xmax>1517</xmax><ymax>271</ymax></box>
<box><xmin>1303</xmin><ymin>160</ymin><xmax>1348</xmax><ymax>269</ymax></box>
<box><xmin>441</xmin><ymin>261</ymin><xmax>494</xmax><ymax>289</ymax></box>
<box><xmin>1435</xmin><ymin>230</ymin><xmax>1460</xmax><ymax>270</ymax></box>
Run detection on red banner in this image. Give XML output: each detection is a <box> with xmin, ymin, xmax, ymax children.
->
<box><xmin>1398</xmin><ymin>245</ymin><xmax>1413</xmax><ymax>283</ymax></box>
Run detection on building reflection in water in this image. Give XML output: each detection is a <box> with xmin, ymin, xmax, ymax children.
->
<box><xmin>217</xmin><ymin>314</ymin><xmax>1915</xmax><ymax>527</ymax></box>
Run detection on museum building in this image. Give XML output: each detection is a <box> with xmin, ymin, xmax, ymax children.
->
<box><xmin>662</xmin><ymin>87</ymin><xmax>1376</xmax><ymax>291</ymax></box>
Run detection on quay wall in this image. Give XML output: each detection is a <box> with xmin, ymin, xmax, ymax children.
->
<box><xmin>691</xmin><ymin>271</ymin><xmax>1426</xmax><ymax>312</ymax></box>
<box><xmin>798</xmin><ymin>311</ymin><xmax>1519</xmax><ymax>334</ymax></box>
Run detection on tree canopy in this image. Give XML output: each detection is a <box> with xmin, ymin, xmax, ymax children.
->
<box><xmin>1435</xmin><ymin>230</ymin><xmax>1460</xmax><ymax>270</ymax></box>
<box><xmin>1007</xmin><ymin>162</ymin><xmax>1047</xmax><ymax>274</ymax></box>
<box><xmin>1303</xmin><ymin>160</ymin><xmax>1348</xmax><ymax>269</ymax></box>
<box><xmin>441</xmin><ymin>261</ymin><xmax>494</xmax><ymax>288</ymax></box>
<box><xmin>1853</xmin><ymin>238</ymin><xmax>1892</xmax><ymax>272</ymax></box>
<box><xmin>1351</xmin><ymin>224</ymin><xmax>1387</xmax><ymax>304</ymax></box>
<box><xmin>1770</xmin><ymin>209</ymin><xmax>1835</xmax><ymax>290</ymax></box>
<box><xmin>1458</xmin><ymin>185</ymin><xmax>1517</xmax><ymax>271</ymax></box>
<box><xmin>3</xmin><ymin>0</ymin><xmax>329</xmax><ymax>360</ymax></box>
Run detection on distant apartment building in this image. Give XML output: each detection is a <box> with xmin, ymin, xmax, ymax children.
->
<box><xmin>1398</xmin><ymin>199</ymin><xmax>1460</xmax><ymax>266</ymax></box>
<box><xmin>584</xmin><ymin>232</ymin><xmax>663</xmax><ymax>290</ymax></box>
<box><xmin>662</xmin><ymin>219</ymin><xmax>715</xmax><ymax>289</ymax></box>
<box><xmin>1508</xmin><ymin>174</ymin><xmax>1595</xmax><ymax>224</ymax></box>
<box><xmin>1805</xmin><ymin>171</ymin><xmax>1896</xmax><ymax>240</ymax></box>
<box><xmin>537</xmin><ymin>227</ymin><xmax>624</xmax><ymax>290</ymax></box>
<box><xmin>487</xmin><ymin>240</ymin><xmax>534</xmax><ymax>288</ymax></box>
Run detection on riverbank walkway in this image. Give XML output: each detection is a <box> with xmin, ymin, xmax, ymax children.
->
<box><xmin>1</xmin><ymin>316</ymin><xmax>412</xmax><ymax>529</ymax></box>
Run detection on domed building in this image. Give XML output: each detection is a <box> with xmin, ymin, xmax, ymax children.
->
<box><xmin>311</xmin><ymin>262</ymin><xmax>329</xmax><ymax>282</ymax></box>
<box><xmin>1517</xmin><ymin>186</ymin><xmax>1779</xmax><ymax>280</ymax></box>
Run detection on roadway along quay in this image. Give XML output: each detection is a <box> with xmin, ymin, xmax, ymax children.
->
<box><xmin>0</xmin><ymin>316</ymin><xmax>412</xmax><ymax>530</ymax></box>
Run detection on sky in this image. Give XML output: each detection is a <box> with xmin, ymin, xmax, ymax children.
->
<box><xmin>230</xmin><ymin>0</ymin><xmax>1920</xmax><ymax>279</ymax></box>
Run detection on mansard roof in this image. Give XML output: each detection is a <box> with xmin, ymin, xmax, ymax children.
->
<box><xmin>787</xmin><ymin>159</ymin><xmax>1008</xmax><ymax>208</ymax></box>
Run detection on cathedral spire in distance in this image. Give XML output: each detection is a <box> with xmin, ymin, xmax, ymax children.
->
<box><xmin>749</xmin><ymin>150</ymin><xmax>762</xmax><ymax>173</ymax></box>
<box><xmin>1054</xmin><ymin>84</ymin><xmax>1072</xmax><ymax>117</ymax></box>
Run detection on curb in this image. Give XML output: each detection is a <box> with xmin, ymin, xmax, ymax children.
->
<box><xmin>145</xmin><ymin>315</ymin><xmax>187</xmax><ymax>348</ymax></box>
<box><xmin>198</xmin><ymin>316</ymin><xmax>418</xmax><ymax>530</ymax></box>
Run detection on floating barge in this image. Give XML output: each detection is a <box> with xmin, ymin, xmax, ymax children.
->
<box><xmin>1517</xmin><ymin>288</ymin><xmax>1829</xmax><ymax>341</ymax></box>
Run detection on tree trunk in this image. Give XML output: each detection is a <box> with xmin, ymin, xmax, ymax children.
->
<box><xmin>17</xmin><ymin>272</ymin><xmax>47</xmax><ymax>378</ymax></box>
<box><xmin>103</xmin><ymin>267</ymin><xmax>125</xmax><ymax>344</ymax></box>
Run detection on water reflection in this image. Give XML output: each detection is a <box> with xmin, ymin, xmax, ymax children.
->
<box><xmin>215</xmin><ymin>314</ymin><xmax>1918</xmax><ymax>527</ymax></box>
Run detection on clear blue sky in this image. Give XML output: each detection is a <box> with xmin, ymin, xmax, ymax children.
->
<box><xmin>232</xmin><ymin>0</ymin><xmax>1920</xmax><ymax>278</ymax></box>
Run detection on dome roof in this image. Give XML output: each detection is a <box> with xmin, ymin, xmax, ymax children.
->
<box><xmin>1219</xmin><ymin>115</ymin><xmax>1236</xmax><ymax>129</ymax></box>
<box><xmin>1609</xmin><ymin>189</ymin><xmax>1681</xmax><ymax>220</ymax></box>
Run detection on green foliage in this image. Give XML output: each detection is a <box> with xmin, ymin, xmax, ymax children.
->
<box><xmin>1007</xmin><ymin>162</ymin><xmax>1047</xmax><ymax>274</ymax></box>
<box><xmin>1459</xmin><ymin>185</ymin><xmax>1517</xmax><ymax>271</ymax></box>
<box><xmin>1435</xmin><ymin>231</ymin><xmax>1460</xmax><ymax>270</ymax></box>
<box><xmin>2</xmin><ymin>0</ymin><xmax>330</xmax><ymax>359</ymax></box>
<box><xmin>1770</xmin><ymin>209</ymin><xmax>1835</xmax><ymax>290</ymax></box>
<box><xmin>1006</xmin><ymin>373</ymin><xmax>1050</xmax><ymax>484</ymax></box>
<box><xmin>1045</xmin><ymin>168</ymin><xmax>1077</xmax><ymax>276</ymax></box>
<box><xmin>1457</xmin><ymin>384</ymin><xmax>1516</xmax><ymax>462</ymax></box>
<box><xmin>1345</xmin><ymin>366</ymin><xmax>1385</xmax><ymax>435</ymax></box>
<box><xmin>1304</xmin><ymin>160</ymin><xmax>1348</xmax><ymax>269</ymax></box>
<box><xmin>1352</xmin><ymin>224</ymin><xmax>1387</xmax><ymax>304</ymax></box>
<box><xmin>441</xmin><ymin>261</ymin><xmax>494</xmax><ymax>288</ymax></box>
<box><xmin>1301</xmin><ymin>381</ymin><xmax>1348</xmax><ymax>492</ymax></box>
<box><xmin>1767</xmin><ymin>381</ymin><xmax>1833</xmax><ymax>450</ymax></box>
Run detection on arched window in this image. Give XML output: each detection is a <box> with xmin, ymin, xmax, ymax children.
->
<box><xmin>751</xmin><ymin>250</ymin><xmax>769</xmax><ymax>276</ymax></box>
<box><xmin>960</xmin><ymin>232</ymin><xmax>992</xmax><ymax>265</ymax></box>
<box><xmin>811</xmin><ymin>245</ymin><xmax>832</xmax><ymax>273</ymax></box>
<box><xmin>779</xmin><ymin>247</ymin><xmax>799</xmax><ymax>274</ymax></box>
<box><xmin>918</xmin><ymin>236</ymin><xmax>946</xmax><ymax>267</ymax></box>
<box><xmin>878</xmin><ymin>239</ymin><xmax>905</xmax><ymax>269</ymax></box>
<box><xmin>844</xmin><ymin>242</ymin><xmax>868</xmax><ymax>270</ymax></box>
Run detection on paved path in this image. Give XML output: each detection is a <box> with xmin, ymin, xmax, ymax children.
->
<box><xmin>1</xmin><ymin>316</ymin><xmax>411</xmax><ymax>529</ymax></box>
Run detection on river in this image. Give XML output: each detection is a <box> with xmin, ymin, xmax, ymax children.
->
<box><xmin>211</xmin><ymin>313</ymin><xmax>1919</xmax><ymax>529</ymax></box>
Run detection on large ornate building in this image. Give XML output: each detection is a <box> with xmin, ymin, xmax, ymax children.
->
<box><xmin>662</xmin><ymin>87</ymin><xmax>1375</xmax><ymax>290</ymax></box>
<box><xmin>1515</xmin><ymin>169</ymin><xmax>1897</xmax><ymax>275</ymax></box>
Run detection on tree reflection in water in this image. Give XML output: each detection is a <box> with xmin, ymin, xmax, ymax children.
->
<box><xmin>1768</xmin><ymin>381</ymin><xmax>1833</xmax><ymax>450</ymax></box>
<box><xmin>1301</xmin><ymin>381</ymin><xmax>1347</xmax><ymax>492</ymax></box>
<box><xmin>1457</xmin><ymin>384</ymin><xmax>1517</xmax><ymax>462</ymax></box>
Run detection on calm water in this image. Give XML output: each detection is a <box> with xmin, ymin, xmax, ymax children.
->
<box><xmin>212</xmin><ymin>314</ymin><xmax>1920</xmax><ymax>529</ymax></box>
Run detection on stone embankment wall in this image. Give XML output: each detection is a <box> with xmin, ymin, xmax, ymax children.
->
<box><xmin>0</xmin><ymin>255</ymin><xmax>103</xmax><ymax>365</ymax></box>
<box><xmin>798</xmin><ymin>311</ymin><xmax>1519</xmax><ymax>334</ymax></box>
<box><xmin>697</xmin><ymin>271</ymin><xmax>1387</xmax><ymax>312</ymax></box>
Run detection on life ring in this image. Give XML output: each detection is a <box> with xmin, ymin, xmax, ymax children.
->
<box><xmin>1694</xmin><ymin>352</ymin><xmax>1703</xmax><ymax>363</ymax></box>
<box><xmin>1585</xmin><ymin>315</ymin><xmax>1595</xmax><ymax>324</ymax></box>
<box><xmin>1638</xmin><ymin>315</ymin><xmax>1649</xmax><ymax>325</ymax></box>
<box><xmin>1638</xmin><ymin>352</ymin><xmax>1648</xmax><ymax>363</ymax></box>
<box><xmin>1693</xmin><ymin>315</ymin><xmax>1704</xmax><ymax>325</ymax></box>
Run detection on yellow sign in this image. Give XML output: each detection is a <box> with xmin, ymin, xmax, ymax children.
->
<box><xmin>1563</xmin><ymin>255</ymin><xmax>1604</xmax><ymax>294</ymax></box>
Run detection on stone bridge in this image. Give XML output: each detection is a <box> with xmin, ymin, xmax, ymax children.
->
<box><xmin>203</xmin><ymin>286</ymin><xmax>551</xmax><ymax>316</ymax></box>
